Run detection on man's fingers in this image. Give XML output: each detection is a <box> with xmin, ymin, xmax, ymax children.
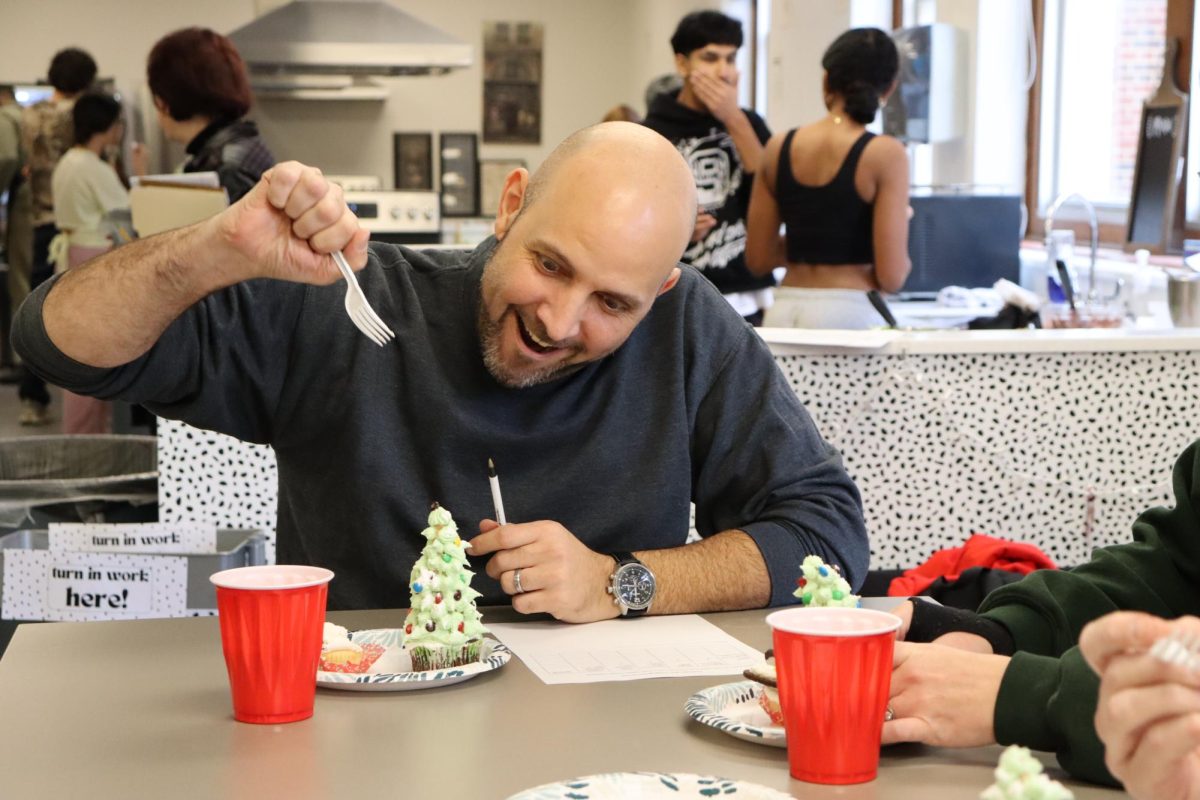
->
<box><xmin>291</xmin><ymin>182</ymin><xmax>345</xmax><ymax>240</ymax></box>
<box><xmin>470</xmin><ymin>522</ymin><xmax>539</xmax><ymax>557</ymax></box>
<box><xmin>282</xmin><ymin>166</ymin><xmax>330</xmax><ymax>220</ymax></box>
<box><xmin>1114</xmin><ymin>710</ymin><xmax>1200</xmax><ymax>787</ymax></box>
<box><xmin>1099</xmin><ymin>679</ymin><xmax>1200</xmax><ymax>768</ymax></box>
<box><xmin>485</xmin><ymin>543</ymin><xmax>539</xmax><ymax>580</ymax></box>
<box><xmin>308</xmin><ymin>212</ymin><xmax>364</xmax><ymax>256</ymax></box>
<box><xmin>881</xmin><ymin>716</ymin><xmax>931</xmax><ymax>746</ymax></box>
<box><xmin>501</xmin><ymin>565</ymin><xmax>543</xmax><ymax>595</ymax></box>
<box><xmin>1080</xmin><ymin>612</ymin><xmax>1178</xmax><ymax>674</ymax></box>
<box><xmin>263</xmin><ymin>161</ymin><xmax>307</xmax><ymax>209</ymax></box>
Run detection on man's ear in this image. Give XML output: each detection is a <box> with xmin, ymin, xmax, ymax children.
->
<box><xmin>674</xmin><ymin>53</ymin><xmax>689</xmax><ymax>77</ymax></box>
<box><xmin>493</xmin><ymin>167</ymin><xmax>530</xmax><ymax>240</ymax></box>
<box><xmin>657</xmin><ymin>267</ymin><xmax>682</xmax><ymax>297</ymax></box>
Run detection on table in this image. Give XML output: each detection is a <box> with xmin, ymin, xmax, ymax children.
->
<box><xmin>0</xmin><ymin>608</ymin><xmax>1129</xmax><ymax>799</ymax></box>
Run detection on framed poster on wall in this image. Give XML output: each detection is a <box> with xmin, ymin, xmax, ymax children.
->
<box><xmin>393</xmin><ymin>133</ymin><xmax>433</xmax><ymax>191</ymax></box>
<box><xmin>439</xmin><ymin>132</ymin><xmax>479</xmax><ymax>217</ymax></box>
<box><xmin>479</xmin><ymin>159</ymin><xmax>525</xmax><ymax>218</ymax></box>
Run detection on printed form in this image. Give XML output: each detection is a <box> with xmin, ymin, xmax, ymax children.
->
<box><xmin>487</xmin><ymin>614</ymin><xmax>763</xmax><ymax>684</ymax></box>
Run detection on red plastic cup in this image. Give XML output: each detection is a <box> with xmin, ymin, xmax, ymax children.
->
<box><xmin>765</xmin><ymin>607</ymin><xmax>901</xmax><ymax>785</ymax></box>
<box><xmin>210</xmin><ymin>565</ymin><xmax>334</xmax><ymax>724</ymax></box>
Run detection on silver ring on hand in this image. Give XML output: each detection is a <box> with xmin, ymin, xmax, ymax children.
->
<box><xmin>884</xmin><ymin>705</ymin><xmax>894</xmax><ymax>722</ymax></box>
<box><xmin>513</xmin><ymin>568</ymin><xmax>525</xmax><ymax>594</ymax></box>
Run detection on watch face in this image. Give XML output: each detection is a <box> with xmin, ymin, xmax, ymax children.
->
<box><xmin>616</xmin><ymin>563</ymin><xmax>655</xmax><ymax>609</ymax></box>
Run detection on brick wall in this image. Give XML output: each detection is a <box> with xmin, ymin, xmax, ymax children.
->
<box><xmin>1112</xmin><ymin>0</ymin><xmax>1168</xmax><ymax>197</ymax></box>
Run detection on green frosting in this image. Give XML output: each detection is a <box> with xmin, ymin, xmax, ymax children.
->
<box><xmin>792</xmin><ymin>555</ymin><xmax>859</xmax><ymax>608</ymax></box>
<box><xmin>402</xmin><ymin>504</ymin><xmax>488</xmax><ymax>648</ymax></box>
<box><xmin>980</xmin><ymin>746</ymin><xmax>1074</xmax><ymax>800</ymax></box>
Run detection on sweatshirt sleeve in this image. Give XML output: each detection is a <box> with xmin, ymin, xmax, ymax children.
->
<box><xmin>689</xmin><ymin>324</ymin><xmax>869</xmax><ymax>604</ymax></box>
<box><xmin>12</xmin><ymin>271</ymin><xmax>309</xmax><ymax>444</ymax></box>
<box><xmin>993</xmin><ymin>648</ymin><xmax>1117</xmax><ymax>786</ymax></box>
<box><xmin>980</xmin><ymin>439</ymin><xmax>1200</xmax><ymax>785</ymax></box>
<box><xmin>980</xmin><ymin>439</ymin><xmax>1200</xmax><ymax>656</ymax></box>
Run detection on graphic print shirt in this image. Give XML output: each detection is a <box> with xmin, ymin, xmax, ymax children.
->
<box><xmin>644</xmin><ymin>90</ymin><xmax>774</xmax><ymax>295</ymax></box>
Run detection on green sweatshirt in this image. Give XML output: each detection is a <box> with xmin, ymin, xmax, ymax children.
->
<box><xmin>979</xmin><ymin>440</ymin><xmax>1200</xmax><ymax>785</ymax></box>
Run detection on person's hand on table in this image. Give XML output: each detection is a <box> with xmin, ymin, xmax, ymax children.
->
<box><xmin>471</xmin><ymin>519</ymin><xmax>619</xmax><ymax>623</ymax></box>
<box><xmin>881</xmin><ymin>641</ymin><xmax>1008</xmax><ymax>748</ymax></box>
<box><xmin>691</xmin><ymin>211</ymin><xmax>717</xmax><ymax>244</ymax></box>
<box><xmin>1081</xmin><ymin>611</ymin><xmax>1200</xmax><ymax>800</ymax></box>
<box><xmin>205</xmin><ymin>160</ymin><xmax>371</xmax><ymax>287</ymax></box>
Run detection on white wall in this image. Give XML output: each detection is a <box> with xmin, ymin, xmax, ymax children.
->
<box><xmin>0</xmin><ymin>0</ymin><xmax>704</xmax><ymax>186</ymax></box>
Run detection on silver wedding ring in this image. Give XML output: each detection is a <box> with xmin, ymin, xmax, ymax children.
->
<box><xmin>884</xmin><ymin>705</ymin><xmax>895</xmax><ymax>722</ymax></box>
<box><xmin>513</xmin><ymin>568</ymin><xmax>525</xmax><ymax>594</ymax></box>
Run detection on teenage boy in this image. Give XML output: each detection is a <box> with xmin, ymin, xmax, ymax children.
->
<box><xmin>643</xmin><ymin>10</ymin><xmax>774</xmax><ymax>325</ymax></box>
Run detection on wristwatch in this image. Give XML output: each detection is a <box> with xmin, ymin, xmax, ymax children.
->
<box><xmin>607</xmin><ymin>552</ymin><xmax>656</xmax><ymax>617</ymax></box>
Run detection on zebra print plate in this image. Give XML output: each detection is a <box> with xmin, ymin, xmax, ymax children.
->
<box><xmin>685</xmin><ymin>681</ymin><xmax>786</xmax><ymax>748</ymax></box>
<box><xmin>316</xmin><ymin>629</ymin><xmax>511</xmax><ymax>692</ymax></box>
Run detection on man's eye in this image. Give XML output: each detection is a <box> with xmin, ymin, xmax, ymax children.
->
<box><xmin>601</xmin><ymin>296</ymin><xmax>625</xmax><ymax>313</ymax></box>
<box><xmin>540</xmin><ymin>258</ymin><xmax>560</xmax><ymax>274</ymax></box>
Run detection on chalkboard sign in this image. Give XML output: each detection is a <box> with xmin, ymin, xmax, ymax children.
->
<box><xmin>1126</xmin><ymin>39</ymin><xmax>1189</xmax><ymax>253</ymax></box>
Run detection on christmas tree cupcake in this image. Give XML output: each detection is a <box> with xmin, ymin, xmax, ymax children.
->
<box><xmin>980</xmin><ymin>745</ymin><xmax>1074</xmax><ymax>800</ymax></box>
<box><xmin>793</xmin><ymin>555</ymin><xmax>860</xmax><ymax>608</ymax></box>
<box><xmin>403</xmin><ymin>503</ymin><xmax>488</xmax><ymax>671</ymax></box>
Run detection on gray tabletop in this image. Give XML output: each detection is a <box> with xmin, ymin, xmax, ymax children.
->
<box><xmin>0</xmin><ymin>607</ymin><xmax>1129</xmax><ymax>799</ymax></box>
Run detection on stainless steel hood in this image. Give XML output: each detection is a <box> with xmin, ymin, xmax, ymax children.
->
<box><xmin>229</xmin><ymin>0</ymin><xmax>472</xmax><ymax>78</ymax></box>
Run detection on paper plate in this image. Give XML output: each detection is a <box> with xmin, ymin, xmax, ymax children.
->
<box><xmin>316</xmin><ymin>629</ymin><xmax>510</xmax><ymax>692</ymax></box>
<box><xmin>685</xmin><ymin>681</ymin><xmax>786</xmax><ymax>748</ymax></box>
<box><xmin>506</xmin><ymin>772</ymin><xmax>793</xmax><ymax>799</ymax></box>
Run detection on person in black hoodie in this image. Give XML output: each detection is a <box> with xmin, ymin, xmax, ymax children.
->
<box><xmin>643</xmin><ymin>11</ymin><xmax>774</xmax><ymax>326</ymax></box>
<box><xmin>147</xmin><ymin>27</ymin><xmax>275</xmax><ymax>203</ymax></box>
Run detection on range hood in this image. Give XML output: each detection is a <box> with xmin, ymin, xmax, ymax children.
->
<box><xmin>229</xmin><ymin>0</ymin><xmax>472</xmax><ymax>98</ymax></box>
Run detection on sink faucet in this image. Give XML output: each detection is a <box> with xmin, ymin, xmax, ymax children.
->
<box><xmin>1045</xmin><ymin>192</ymin><xmax>1099</xmax><ymax>303</ymax></box>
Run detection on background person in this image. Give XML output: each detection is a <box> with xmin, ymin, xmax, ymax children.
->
<box><xmin>146</xmin><ymin>27</ymin><xmax>274</xmax><ymax>203</ymax></box>
<box><xmin>49</xmin><ymin>92</ymin><xmax>135</xmax><ymax>433</ymax></box>
<box><xmin>746</xmin><ymin>28</ymin><xmax>911</xmax><ymax>329</ymax></box>
<box><xmin>18</xmin><ymin>46</ymin><xmax>97</xmax><ymax>425</ymax></box>
<box><xmin>643</xmin><ymin>10</ymin><xmax>774</xmax><ymax>326</ymax></box>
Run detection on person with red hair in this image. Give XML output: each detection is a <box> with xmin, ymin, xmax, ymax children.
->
<box><xmin>147</xmin><ymin>27</ymin><xmax>274</xmax><ymax>202</ymax></box>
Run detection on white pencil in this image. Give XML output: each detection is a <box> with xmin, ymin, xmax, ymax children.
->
<box><xmin>487</xmin><ymin>458</ymin><xmax>507</xmax><ymax>526</ymax></box>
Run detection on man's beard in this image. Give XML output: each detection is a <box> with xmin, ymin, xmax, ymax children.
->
<box><xmin>476</xmin><ymin>250</ymin><xmax>586</xmax><ymax>389</ymax></box>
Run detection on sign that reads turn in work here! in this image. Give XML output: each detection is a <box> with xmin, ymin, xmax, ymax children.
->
<box><xmin>2</xmin><ymin>550</ymin><xmax>188</xmax><ymax>621</ymax></box>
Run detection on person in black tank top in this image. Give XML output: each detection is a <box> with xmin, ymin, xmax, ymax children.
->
<box><xmin>744</xmin><ymin>28</ymin><xmax>912</xmax><ymax>329</ymax></box>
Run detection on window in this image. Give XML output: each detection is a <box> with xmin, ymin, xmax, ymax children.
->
<box><xmin>1037</xmin><ymin>0</ymin><xmax>1168</xmax><ymax>216</ymax></box>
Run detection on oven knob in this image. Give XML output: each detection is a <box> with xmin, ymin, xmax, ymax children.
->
<box><xmin>408</xmin><ymin>208</ymin><xmax>419</xmax><ymax>220</ymax></box>
<box><xmin>423</xmin><ymin>209</ymin><xmax>435</xmax><ymax>220</ymax></box>
<box><xmin>389</xmin><ymin>207</ymin><xmax>403</xmax><ymax>220</ymax></box>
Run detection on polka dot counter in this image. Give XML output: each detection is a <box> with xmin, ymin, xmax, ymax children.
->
<box><xmin>159</xmin><ymin>348</ymin><xmax>1200</xmax><ymax>570</ymax></box>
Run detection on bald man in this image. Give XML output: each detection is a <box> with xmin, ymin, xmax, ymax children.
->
<box><xmin>13</xmin><ymin>123</ymin><xmax>867</xmax><ymax>620</ymax></box>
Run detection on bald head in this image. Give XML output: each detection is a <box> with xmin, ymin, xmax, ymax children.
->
<box><xmin>521</xmin><ymin>122</ymin><xmax>697</xmax><ymax>259</ymax></box>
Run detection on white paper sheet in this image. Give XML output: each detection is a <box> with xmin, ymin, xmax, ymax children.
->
<box><xmin>487</xmin><ymin>615</ymin><xmax>763</xmax><ymax>684</ymax></box>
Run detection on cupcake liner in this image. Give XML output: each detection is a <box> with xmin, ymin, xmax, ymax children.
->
<box><xmin>408</xmin><ymin>638</ymin><xmax>482</xmax><ymax>671</ymax></box>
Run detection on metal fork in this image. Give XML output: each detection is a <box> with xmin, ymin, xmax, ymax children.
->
<box><xmin>332</xmin><ymin>250</ymin><xmax>394</xmax><ymax>346</ymax></box>
<box><xmin>1150</xmin><ymin>630</ymin><xmax>1200</xmax><ymax>672</ymax></box>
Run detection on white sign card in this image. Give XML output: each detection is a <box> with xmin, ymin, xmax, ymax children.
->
<box><xmin>47</xmin><ymin>522</ymin><xmax>217</xmax><ymax>554</ymax></box>
<box><xmin>2</xmin><ymin>550</ymin><xmax>188</xmax><ymax>621</ymax></box>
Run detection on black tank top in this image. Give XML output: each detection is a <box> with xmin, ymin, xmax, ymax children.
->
<box><xmin>776</xmin><ymin>129</ymin><xmax>875</xmax><ymax>265</ymax></box>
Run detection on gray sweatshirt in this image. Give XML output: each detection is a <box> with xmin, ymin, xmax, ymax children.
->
<box><xmin>13</xmin><ymin>239</ymin><xmax>868</xmax><ymax>609</ymax></box>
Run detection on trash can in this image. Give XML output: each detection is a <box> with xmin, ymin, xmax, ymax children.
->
<box><xmin>0</xmin><ymin>435</ymin><xmax>158</xmax><ymax>535</ymax></box>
